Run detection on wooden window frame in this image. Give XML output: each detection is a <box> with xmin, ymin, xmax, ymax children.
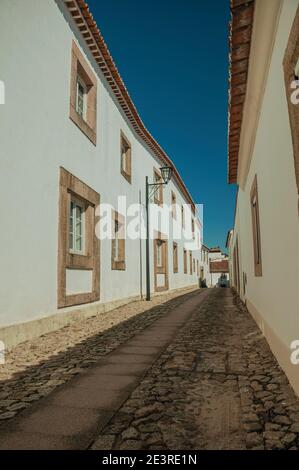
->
<box><xmin>250</xmin><ymin>175</ymin><xmax>262</xmax><ymax>277</ymax></box>
<box><xmin>69</xmin><ymin>196</ymin><xmax>85</xmax><ymax>255</ymax></box>
<box><xmin>283</xmin><ymin>6</ymin><xmax>299</xmax><ymax>211</ymax></box>
<box><xmin>111</xmin><ymin>210</ymin><xmax>126</xmax><ymax>271</ymax></box>
<box><xmin>76</xmin><ymin>76</ymin><xmax>87</xmax><ymax>120</ymax></box>
<box><xmin>153</xmin><ymin>168</ymin><xmax>163</xmax><ymax>205</ymax></box>
<box><xmin>173</xmin><ymin>242</ymin><xmax>178</xmax><ymax>273</ymax></box>
<box><xmin>120</xmin><ymin>131</ymin><xmax>132</xmax><ymax>184</ymax></box>
<box><xmin>189</xmin><ymin>251</ymin><xmax>193</xmax><ymax>275</ymax></box>
<box><xmin>70</xmin><ymin>40</ymin><xmax>97</xmax><ymax>145</ymax></box>
<box><xmin>156</xmin><ymin>240</ymin><xmax>163</xmax><ymax>268</ymax></box>
<box><xmin>183</xmin><ymin>248</ymin><xmax>187</xmax><ymax>274</ymax></box>
<box><xmin>153</xmin><ymin>232</ymin><xmax>168</xmax><ymax>292</ymax></box>
<box><xmin>58</xmin><ymin>167</ymin><xmax>100</xmax><ymax>308</ymax></box>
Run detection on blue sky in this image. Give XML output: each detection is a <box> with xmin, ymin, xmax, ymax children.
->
<box><xmin>87</xmin><ymin>0</ymin><xmax>236</xmax><ymax>251</ymax></box>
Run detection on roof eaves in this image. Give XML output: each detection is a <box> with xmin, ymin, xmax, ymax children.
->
<box><xmin>228</xmin><ymin>0</ymin><xmax>255</xmax><ymax>184</ymax></box>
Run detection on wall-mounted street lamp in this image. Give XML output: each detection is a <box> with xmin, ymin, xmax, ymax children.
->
<box><xmin>145</xmin><ymin>166</ymin><xmax>173</xmax><ymax>301</ymax></box>
<box><xmin>160</xmin><ymin>166</ymin><xmax>173</xmax><ymax>184</ymax></box>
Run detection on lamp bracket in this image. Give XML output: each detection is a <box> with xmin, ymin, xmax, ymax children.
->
<box><xmin>148</xmin><ymin>182</ymin><xmax>167</xmax><ymax>200</ymax></box>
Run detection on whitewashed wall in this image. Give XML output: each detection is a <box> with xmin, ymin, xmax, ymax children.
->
<box><xmin>0</xmin><ymin>0</ymin><xmax>201</xmax><ymax>330</ymax></box>
<box><xmin>230</xmin><ymin>0</ymin><xmax>299</xmax><ymax>394</ymax></box>
<box><xmin>200</xmin><ymin>247</ymin><xmax>210</xmax><ymax>286</ymax></box>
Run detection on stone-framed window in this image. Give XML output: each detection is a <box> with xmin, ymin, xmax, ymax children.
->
<box><xmin>173</xmin><ymin>242</ymin><xmax>178</xmax><ymax>273</ymax></box>
<box><xmin>76</xmin><ymin>76</ymin><xmax>87</xmax><ymax>119</ymax></box>
<box><xmin>69</xmin><ymin>196</ymin><xmax>85</xmax><ymax>255</ymax></box>
<box><xmin>250</xmin><ymin>175</ymin><xmax>262</xmax><ymax>277</ymax></box>
<box><xmin>154</xmin><ymin>232</ymin><xmax>168</xmax><ymax>292</ymax></box>
<box><xmin>111</xmin><ymin>211</ymin><xmax>126</xmax><ymax>271</ymax></box>
<box><xmin>58</xmin><ymin>167</ymin><xmax>100</xmax><ymax>308</ymax></box>
<box><xmin>69</xmin><ymin>40</ymin><xmax>97</xmax><ymax>145</ymax></box>
<box><xmin>183</xmin><ymin>248</ymin><xmax>187</xmax><ymax>274</ymax></box>
<box><xmin>153</xmin><ymin>168</ymin><xmax>163</xmax><ymax>205</ymax></box>
<box><xmin>120</xmin><ymin>131</ymin><xmax>132</xmax><ymax>183</ymax></box>
<box><xmin>283</xmin><ymin>6</ymin><xmax>299</xmax><ymax>211</ymax></box>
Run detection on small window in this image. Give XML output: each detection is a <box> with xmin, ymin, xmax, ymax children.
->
<box><xmin>171</xmin><ymin>191</ymin><xmax>177</xmax><ymax>219</ymax></box>
<box><xmin>181</xmin><ymin>205</ymin><xmax>185</xmax><ymax>229</ymax></box>
<box><xmin>69</xmin><ymin>41</ymin><xmax>97</xmax><ymax>145</ymax></box>
<box><xmin>156</xmin><ymin>240</ymin><xmax>163</xmax><ymax>267</ymax></box>
<box><xmin>250</xmin><ymin>175</ymin><xmax>262</xmax><ymax>277</ymax></box>
<box><xmin>112</xmin><ymin>211</ymin><xmax>126</xmax><ymax>270</ymax></box>
<box><xmin>153</xmin><ymin>169</ymin><xmax>163</xmax><ymax>205</ymax></box>
<box><xmin>192</xmin><ymin>218</ymin><xmax>195</xmax><ymax>239</ymax></box>
<box><xmin>76</xmin><ymin>76</ymin><xmax>87</xmax><ymax>120</ymax></box>
<box><xmin>183</xmin><ymin>248</ymin><xmax>187</xmax><ymax>274</ymax></box>
<box><xmin>154</xmin><ymin>236</ymin><xmax>168</xmax><ymax>292</ymax></box>
<box><xmin>69</xmin><ymin>198</ymin><xmax>85</xmax><ymax>254</ymax></box>
<box><xmin>173</xmin><ymin>242</ymin><xmax>178</xmax><ymax>273</ymax></box>
<box><xmin>120</xmin><ymin>132</ymin><xmax>132</xmax><ymax>183</ymax></box>
<box><xmin>189</xmin><ymin>252</ymin><xmax>193</xmax><ymax>274</ymax></box>
<box><xmin>193</xmin><ymin>259</ymin><xmax>195</xmax><ymax>274</ymax></box>
<box><xmin>154</xmin><ymin>238</ymin><xmax>167</xmax><ymax>271</ymax></box>
<box><xmin>112</xmin><ymin>219</ymin><xmax>120</xmax><ymax>261</ymax></box>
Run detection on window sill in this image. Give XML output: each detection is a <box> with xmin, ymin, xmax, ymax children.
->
<box><xmin>155</xmin><ymin>285</ymin><xmax>168</xmax><ymax>292</ymax></box>
<box><xmin>254</xmin><ymin>266</ymin><xmax>263</xmax><ymax>277</ymax></box>
<box><xmin>121</xmin><ymin>169</ymin><xmax>132</xmax><ymax>184</ymax></box>
<box><xmin>112</xmin><ymin>260</ymin><xmax>126</xmax><ymax>271</ymax></box>
<box><xmin>66</xmin><ymin>252</ymin><xmax>93</xmax><ymax>270</ymax></box>
<box><xmin>70</xmin><ymin>106</ymin><xmax>96</xmax><ymax>146</ymax></box>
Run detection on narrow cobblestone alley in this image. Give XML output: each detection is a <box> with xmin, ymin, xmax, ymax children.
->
<box><xmin>91</xmin><ymin>289</ymin><xmax>299</xmax><ymax>451</ymax></box>
<box><xmin>1</xmin><ymin>288</ymin><xmax>299</xmax><ymax>450</ymax></box>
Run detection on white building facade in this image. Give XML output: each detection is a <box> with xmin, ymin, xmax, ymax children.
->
<box><xmin>228</xmin><ymin>0</ymin><xmax>299</xmax><ymax>397</ymax></box>
<box><xmin>207</xmin><ymin>248</ymin><xmax>229</xmax><ymax>287</ymax></box>
<box><xmin>0</xmin><ymin>0</ymin><xmax>202</xmax><ymax>348</ymax></box>
<box><xmin>199</xmin><ymin>244</ymin><xmax>210</xmax><ymax>287</ymax></box>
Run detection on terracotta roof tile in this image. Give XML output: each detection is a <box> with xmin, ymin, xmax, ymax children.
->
<box><xmin>228</xmin><ymin>0</ymin><xmax>255</xmax><ymax>184</ymax></box>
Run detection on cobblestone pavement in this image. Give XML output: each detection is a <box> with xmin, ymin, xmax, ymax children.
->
<box><xmin>91</xmin><ymin>288</ymin><xmax>299</xmax><ymax>450</ymax></box>
<box><xmin>0</xmin><ymin>287</ymin><xmax>197</xmax><ymax>423</ymax></box>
